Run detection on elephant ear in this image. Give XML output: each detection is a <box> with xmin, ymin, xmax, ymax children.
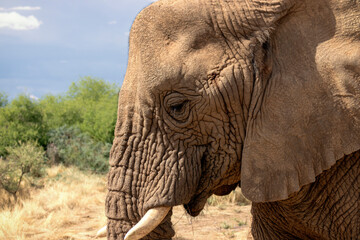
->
<box><xmin>241</xmin><ymin>0</ymin><xmax>360</xmax><ymax>202</ymax></box>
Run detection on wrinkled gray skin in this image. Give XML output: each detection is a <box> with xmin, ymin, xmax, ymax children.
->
<box><xmin>106</xmin><ymin>0</ymin><xmax>360</xmax><ymax>239</ymax></box>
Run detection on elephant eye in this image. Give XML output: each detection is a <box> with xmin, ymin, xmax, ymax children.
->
<box><xmin>170</xmin><ymin>101</ymin><xmax>188</xmax><ymax>115</ymax></box>
<box><xmin>164</xmin><ymin>92</ymin><xmax>190</xmax><ymax>122</ymax></box>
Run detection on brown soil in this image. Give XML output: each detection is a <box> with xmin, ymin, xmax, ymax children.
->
<box><xmin>172</xmin><ymin>204</ymin><xmax>252</xmax><ymax>240</ymax></box>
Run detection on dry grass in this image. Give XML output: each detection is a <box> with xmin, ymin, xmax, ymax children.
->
<box><xmin>0</xmin><ymin>165</ymin><xmax>107</xmax><ymax>240</ymax></box>
<box><xmin>0</xmin><ymin>166</ymin><xmax>251</xmax><ymax>240</ymax></box>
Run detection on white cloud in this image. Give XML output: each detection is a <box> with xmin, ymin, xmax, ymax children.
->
<box><xmin>108</xmin><ymin>20</ymin><xmax>117</xmax><ymax>25</ymax></box>
<box><xmin>10</xmin><ymin>6</ymin><xmax>41</xmax><ymax>11</ymax></box>
<box><xmin>29</xmin><ymin>94</ymin><xmax>39</xmax><ymax>100</ymax></box>
<box><xmin>0</xmin><ymin>6</ymin><xmax>41</xmax><ymax>11</ymax></box>
<box><xmin>0</xmin><ymin>12</ymin><xmax>42</xmax><ymax>30</ymax></box>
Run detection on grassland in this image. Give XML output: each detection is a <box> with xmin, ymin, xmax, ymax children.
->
<box><xmin>0</xmin><ymin>166</ymin><xmax>107</xmax><ymax>240</ymax></box>
<box><xmin>0</xmin><ymin>166</ymin><xmax>251</xmax><ymax>240</ymax></box>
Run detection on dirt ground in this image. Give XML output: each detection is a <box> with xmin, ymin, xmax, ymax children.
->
<box><xmin>172</xmin><ymin>204</ymin><xmax>253</xmax><ymax>240</ymax></box>
<box><xmin>93</xmin><ymin>204</ymin><xmax>252</xmax><ymax>240</ymax></box>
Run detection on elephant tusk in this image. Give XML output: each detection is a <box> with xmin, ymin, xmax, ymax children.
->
<box><xmin>124</xmin><ymin>206</ymin><xmax>171</xmax><ymax>240</ymax></box>
<box><xmin>95</xmin><ymin>225</ymin><xmax>107</xmax><ymax>238</ymax></box>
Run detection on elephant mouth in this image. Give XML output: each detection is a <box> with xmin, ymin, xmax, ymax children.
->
<box><xmin>183</xmin><ymin>191</ymin><xmax>210</xmax><ymax>217</ymax></box>
<box><xmin>182</xmin><ymin>150</ymin><xmax>213</xmax><ymax>216</ymax></box>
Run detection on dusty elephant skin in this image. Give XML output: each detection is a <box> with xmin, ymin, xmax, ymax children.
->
<box><xmin>105</xmin><ymin>0</ymin><xmax>360</xmax><ymax>239</ymax></box>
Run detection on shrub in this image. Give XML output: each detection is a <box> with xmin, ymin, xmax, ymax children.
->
<box><xmin>0</xmin><ymin>95</ymin><xmax>47</xmax><ymax>156</ymax></box>
<box><xmin>0</xmin><ymin>141</ymin><xmax>46</xmax><ymax>199</ymax></box>
<box><xmin>79</xmin><ymin>94</ymin><xmax>118</xmax><ymax>143</ymax></box>
<box><xmin>67</xmin><ymin>76</ymin><xmax>119</xmax><ymax>143</ymax></box>
<box><xmin>40</xmin><ymin>77</ymin><xmax>119</xmax><ymax>144</ymax></box>
<box><xmin>47</xmin><ymin>126</ymin><xmax>110</xmax><ymax>173</ymax></box>
<box><xmin>39</xmin><ymin>94</ymin><xmax>83</xmax><ymax>131</ymax></box>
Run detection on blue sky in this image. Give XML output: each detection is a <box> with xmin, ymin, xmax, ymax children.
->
<box><xmin>0</xmin><ymin>0</ymin><xmax>156</xmax><ymax>100</ymax></box>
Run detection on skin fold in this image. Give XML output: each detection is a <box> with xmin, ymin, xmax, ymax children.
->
<box><xmin>105</xmin><ymin>0</ymin><xmax>360</xmax><ymax>239</ymax></box>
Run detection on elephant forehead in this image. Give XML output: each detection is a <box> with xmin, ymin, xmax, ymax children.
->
<box><xmin>130</xmin><ymin>0</ymin><xmax>205</xmax><ymax>51</ymax></box>
<box><xmin>127</xmin><ymin>10</ymin><xmax>225</xmax><ymax>93</ymax></box>
<box><xmin>139</xmin><ymin>41</ymin><xmax>224</xmax><ymax>91</ymax></box>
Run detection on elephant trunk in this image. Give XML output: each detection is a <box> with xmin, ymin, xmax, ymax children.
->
<box><xmin>106</xmin><ymin>157</ymin><xmax>175</xmax><ymax>239</ymax></box>
<box><xmin>106</xmin><ymin>101</ymin><xmax>176</xmax><ymax>239</ymax></box>
<box><xmin>106</xmin><ymin>179</ymin><xmax>175</xmax><ymax>239</ymax></box>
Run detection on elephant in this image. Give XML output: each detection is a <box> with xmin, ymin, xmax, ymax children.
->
<box><xmin>105</xmin><ymin>0</ymin><xmax>360</xmax><ymax>239</ymax></box>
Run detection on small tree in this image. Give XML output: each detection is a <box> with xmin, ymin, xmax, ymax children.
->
<box><xmin>0</xmin><ymin>95</ymin><xmax>47</xmax><ymax>156</ymax></box>
<box><xmin>39</xmin><ymin>94</ymin><xmax>83</xmax><ymax>131</ymax></box>
<box><xmin>40</xmin><ymin>77</ymin><xmax>119</xmax><ymax>144</ymax></box>
<box><xmin>67</xmin><ymin>76</ymin><xmax>117</xmax><ymax>101</ymax></box>
<box><xmin>67</xmin><ymin>76</ymin><xmax>119</xmax><ymax>143</ymax></box>
<box><xmin>0</xmin><ymin>142</ymin><xmax>46</xmax><ymax>200</ymax></box>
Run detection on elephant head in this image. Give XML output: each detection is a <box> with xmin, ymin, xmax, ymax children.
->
<box><xmin>106</xmin><ymin>0</ymin><xmax>360</xmax><ymax>239</ymax></box>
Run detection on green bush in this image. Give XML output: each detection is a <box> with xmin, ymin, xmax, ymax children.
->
<box><xmin>0</xmin><ymin>95</ymin><xmax>48</xmax><ymax>156</ymax></box>
<box><xmin>79</xmin><ymin>94</ymin><xmax>118</xmax><ymax>143</ymax></box>
<box><xmin>67</xmin><ymin>76</ymin><xmax>119</xmax><ymax>143</ymax></box>
<box><xmin>39</xmin><ymin>94</ymin><xmax>83</xmax><ymax>130</ymax></box>
<box><xmin>40</xmin><ymin>76</ymin><xmax>119</xmax><ymax>144</ymax></box>
<box><xmin>0</xmin><ymin>141</ymin><xmax>46</xmax><ymax>198</ymax></box>
<box><xmin>47</xmin><ymin>126</ymin><xmax>110</xmax><ymax>173</ymax></box>
<box><xmin>0</xmin><ymin>77</ymin><xmax>117</xmax><ymax>174</ymax></box>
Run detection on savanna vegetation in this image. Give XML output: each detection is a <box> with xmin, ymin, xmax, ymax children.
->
<box><xmin>0</xmin><ymin>77</ymin><xmax>118</xmax><ymax>197</ymax></box>
<box><xmin>0</xmin><ymin>77</ymin><xmax>251</xmax><ymax>239</ymax></box>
